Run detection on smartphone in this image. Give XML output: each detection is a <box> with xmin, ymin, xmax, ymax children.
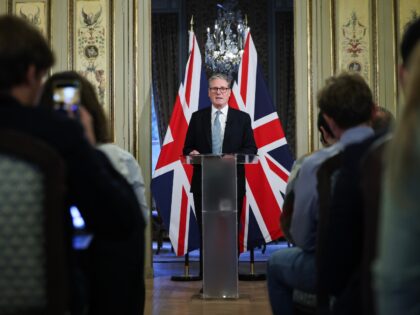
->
<box><xmin>52</xmin><ymin>80</ymin><xmax>81</xmax><ymax>116</ymax></box>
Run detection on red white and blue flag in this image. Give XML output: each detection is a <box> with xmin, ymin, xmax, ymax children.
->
<box><xmin>229</xmin><ymin>32</ymin><xmax>294</xmax><ymax>252</ymax></box>
<box><xmin>152</xmin><ymin>30</ymin><xmax>294</xmax><ymax>256</ymax></box>
<box><xmin>151</xmin><ymin>31</ymin><xmax>208</xmax><ymax>256</ymax></box>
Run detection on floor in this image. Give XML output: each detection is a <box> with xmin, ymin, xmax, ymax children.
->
<box><xmin>144</xmin><ymin>242</ymin><xmax>282</xmax><ymax>315</ymax></box>
<box><xmin>145</xmin><ymin>262</ymin><xmax>273</xmax><ymax>315</ymax></box>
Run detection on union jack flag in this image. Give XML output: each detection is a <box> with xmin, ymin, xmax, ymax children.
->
<box><xmin>151</xmin><ymin>31</ymin><xmax>208</xmax><ymax>256</ymax></box>
<box><xmin>152</xmin><ymin>30</ymin><xmax>294</xmax><ymax>256</ymax></box>
<box><xmin>229</xmin><ymin>32</ymin><xmax>295</xmax><ymax>252</ymax></box>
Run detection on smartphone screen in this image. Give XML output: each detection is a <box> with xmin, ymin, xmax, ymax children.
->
<box><xmin>52</xmin><ymin>80</ymin><xmax>80</xmax><ymax>114</ymax></box>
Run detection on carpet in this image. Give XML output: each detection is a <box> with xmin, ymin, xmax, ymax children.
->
<box><xmin>153</xmin><ymin>241</ymin><xmax>289</xmax><ymax>263</ymax></box>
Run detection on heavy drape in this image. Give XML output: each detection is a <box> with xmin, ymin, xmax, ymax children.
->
<box><xmin>276</xmin><ymin>11</ymin><xmax>296</xmax><ymax>156</ymax></box>
<box><xmin>152</xmin><ymin>13</ymin><xmax>179</xmax><ymax>144</ymax></box>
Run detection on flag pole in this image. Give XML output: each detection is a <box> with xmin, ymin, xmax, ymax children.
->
<box><xmin>238</xmin><ymin>247</ymin><xmax>266</xmax><ymax>281</ymax></box>
<box><xmin>171</xmin><ymin>15</ymin><xmax>201</xmax><ymax>282</ymax></box>
<box><xmin>171</xmin><ymin>252</ymin><xmax>201</xmax><ymax>281</ymax></box>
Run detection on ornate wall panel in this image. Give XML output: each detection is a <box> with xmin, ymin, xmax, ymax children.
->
<box><xmin>8</xmin><ymin>0</ymin><xmax>50</xmax><ymax>40</ymax></box>
<box><xmin>70</xmin><ymin>0</ymin><xmax>114</xmax><ymax>138</ymax></box>
<box><xmin>333</xmin><ymin>0</ymin><xmax>378</xmax><ymax>100</ymax></box>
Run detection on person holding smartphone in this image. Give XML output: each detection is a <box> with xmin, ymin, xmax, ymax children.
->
<box><xmin>0</xmin><ymin>16</ymin><xmax>145</xmax><ymax>315</ymax></box>
<box><xmin>39</xmin><ymin>71</ymin><xmax>148</xmax><ymax>315</ymax></box>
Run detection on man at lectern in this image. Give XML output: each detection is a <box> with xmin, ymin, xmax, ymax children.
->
<box><xmin>183</xmin><ymin>72</ymin><xmax>257</xmax><ymax>276</ymax></box>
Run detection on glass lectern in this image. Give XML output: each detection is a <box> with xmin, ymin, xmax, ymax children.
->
<box><xmin>183</xmin><ymin>154</ymin><xmax>258</xmax><ymax>299</ymax></box>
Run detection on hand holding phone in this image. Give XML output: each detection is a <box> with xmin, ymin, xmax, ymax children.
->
<box><xmin>53</xmin><ymin>80</ymin><xmax>81</xmax><ymax>118</ymax></box>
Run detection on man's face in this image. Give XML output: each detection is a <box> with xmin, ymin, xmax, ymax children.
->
<box><xmin>208</xmin><ymin>78</ymin><xmax>231</xmax><ymax>109</ymax></box>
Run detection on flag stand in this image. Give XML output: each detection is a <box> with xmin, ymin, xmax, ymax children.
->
<box><xmin>171</xmin><ymin>253</ymin><xmax>201</xmax><ymax>281</ymax></box>
<box><xmin>238</xmin><ymin>247</ymin><xmax>266</xmax><ymax>281</ymax></box>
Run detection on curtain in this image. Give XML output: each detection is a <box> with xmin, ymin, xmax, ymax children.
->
<box><xmin>152</xmin><ymin>13</ymin><xmax>179</xmax><ymax>144</ymax></box>
<box><xmin>276</xmin><ymin>11</ymin><xmax>296</xmax><ymax>157</ymax></box>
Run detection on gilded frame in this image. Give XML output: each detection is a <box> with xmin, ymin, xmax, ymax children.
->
<box><xmin>69</xmin><ymin>0</ymin><xmax>114</xmax><ymax>139</ymax></box>
<box><xmin>8</xmin><ymin>0</ymin><xmax>51</xmax><ymax>42</ymax></box>
<box><xmin>331</xmin><ymin>0</ymin><xmax>378</xmax><ymax>101</ymax></box>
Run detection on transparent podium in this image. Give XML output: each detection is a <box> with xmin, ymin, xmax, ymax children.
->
<box><xmin>183</xmin><ymin>154</ymin><xmax>258</xmax><ymax>299</ymax></box>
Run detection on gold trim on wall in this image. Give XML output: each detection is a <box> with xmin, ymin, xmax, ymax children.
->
<box><xmin>69</xmin><ymin>0</ymin><xmax>74</xmax><ymax>69</ymax></box>
<box><xmin>307</xmin><ymin>0</ymin><xmax>313</xmax><ymax>153</ymax></box>
<box><xmin>393</xmin><ymin>0</ymin><xmax>399</xmax><ymax>112</ymax></box>
<box><xmin>133</xmin><ymin>0</ymin><xmax>138</xmax><ymax>159</ymax></box>
<box><xmin>8</xmin><ymin>0</ymin><xmax>51</xmax><ymax>43</ymax></box>
<box><xmin>109</xmin><ymin>0</ymin><xmax>114</xmax><ymax>142</ymax></box>
<box><xmin>69</xmin><ymin>0</ymin><xmax>114</xmax><ymax>139</ymax></box>
<box><xmin>372</xmin><ymin>0</ymin><xmax>378</xmax><ymax>102</ymax></box>
<box><xmin>330</xmin><ymin>0</ymin><xmax>336</xmax><ymax>74</ymax></box>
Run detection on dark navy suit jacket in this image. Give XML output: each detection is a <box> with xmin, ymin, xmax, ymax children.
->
<box><xmin>183</xmin><ymin>105</ymin><xmax>257</xmax><ymax>197</ymax></box>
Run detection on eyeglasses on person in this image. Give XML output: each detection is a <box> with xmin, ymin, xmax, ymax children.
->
<box><xmin>209</xmin><ymin>87</ymin><xmax>230</xmax><ymax>94</ymax></box>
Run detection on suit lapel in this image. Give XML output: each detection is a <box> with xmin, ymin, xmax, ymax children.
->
<box><xmin>223</xmin><ymin>107</ymin><xmax>233</xmax><ymax>152</ymax></box>
<box><xmin>204</xmin><ymin>107</ymin><xmax>212</xmax><ymax>149</ymax></box>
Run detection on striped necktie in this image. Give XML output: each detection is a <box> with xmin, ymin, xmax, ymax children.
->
<box><xmin>212</xmin><ymin>110</ymin><xmax>222</xmax><ymax>154</ymax></box>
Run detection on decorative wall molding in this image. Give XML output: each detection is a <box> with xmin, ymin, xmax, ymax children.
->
<box><xmin>332</xmin><ymin>0</ymin><xmax>378</xmax><ymax>101</ymax></box>
<box><xmin>8</xmin><ymin>0</ymin><xmax>50</xmax><ymax>42</ymax></box>
<box><xmin>70</xmin><ymin>0</ymin><xmax>114</xmax><ymax>139</ymax></box>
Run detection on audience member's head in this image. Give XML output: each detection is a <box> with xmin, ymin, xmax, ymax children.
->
<box><xmin>0</xmin><ymin>15</ymin><xmax>54</xmax><ymax>105</ymax></box>
<box><xmin>317</xmin><ymin>111</ymin><xmax>336</xmax><ymax>147</ymax></box>
<box><xmin>39</xmin><ymin>71</ymin><xmax>110</xmax><ymax>144</ymax></box>
<box><xmin>372</xmin><ymin>106</ymin><xmax>395</xmax><ymax>132</ymax></box>
<box><xmin>317</xmin><ymin>72</ymin><xmax>374</xmax><ymax>138</ymax></box>
<box><xmin>400</xmin><ymin>18</ymin><xmax>420</xmax><ymax>93</ymax></box>
<box><xmin>401</xmin><ymin>18</ymin><xmax>420</xmax><ymax>68</ymax></box>
<box><xmin>389</xmin><ymin>43</ymin><xmax>420</xmax><ymax>191</ymax></box>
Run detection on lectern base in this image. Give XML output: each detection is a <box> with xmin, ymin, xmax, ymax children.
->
<box><xmin>191</xmin><ymin>293</ymin><xmax>251</xmax><ymax>301</ymax></box>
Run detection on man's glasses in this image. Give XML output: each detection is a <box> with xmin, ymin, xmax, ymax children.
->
<box><xmin>209</xmin><ymin>87</ymin><xmax>230</xmax><ymax>94</ymax></box>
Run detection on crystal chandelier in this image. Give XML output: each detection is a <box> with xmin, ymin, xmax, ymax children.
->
<box><xmin>205</xmin><ymin>1</ymin><xmax>248</xmax><ymax>79</ymax></box>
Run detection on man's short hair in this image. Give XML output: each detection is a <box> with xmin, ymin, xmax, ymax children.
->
<box><xmin>317</xmin><ymin>72</ymin><xmax>374</xmax><ymax>129</ymax></box>
<box><xmin>208</xmin><ymin>73</ymin><xmax>232</xmax><ymax>87</ymax></box>
<box><xmin>0</xmin><ymin>15</ymin><xmax>54</xmax><ymax>91</ymax></box>
<box><xmin>401</xmin><ymin>18</ymin><xmax>420</xmax><ymax>67</ymax></box>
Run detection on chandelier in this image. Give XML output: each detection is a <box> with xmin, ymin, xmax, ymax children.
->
<box><xmin>204</xmin><ymin>1</ymin><xmax>248</xmax><ymax>79</ymax></box>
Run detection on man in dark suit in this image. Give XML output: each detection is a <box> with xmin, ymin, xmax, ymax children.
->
<box><xmin>183</xmin><ymin>73</ymin><xmax>257</xmax><ymax>277</ymax></box>
<box><xmin>0</xmin><ymin>15</ymin><xmax>144</xmax><ymax>315</ymax></box>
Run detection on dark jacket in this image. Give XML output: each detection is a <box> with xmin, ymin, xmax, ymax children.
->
<box><xmin>183</xmin><ymin>106</ymin><xmax>257</xmax><ymax>197</ymax></box>
<box><xmin>0</xmin><ymin>94</ymin><xmax>145</xmax><ymax>315</ymax></box>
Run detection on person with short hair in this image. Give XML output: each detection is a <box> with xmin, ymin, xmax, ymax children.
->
<box><xmin>280</xmin><ymin>111</ymin><xmax>337</xmax><ymax>244</ymax></box>
<box><xmin>39</xmin><ymin>71</ymin><xmax>147</xmax><ymax>315</ymax></box>
<box><xmin>267</xmin><ymin>72</ymin><xmax>375</xmax><ymax>315</ymax></box>
<box><xmin>183</xmin><ymin>72</ymin><xmax>257</xmax><ymax>281</ymax></box>
<box><xmin>0</xmin><ymin>15</ymin><xmax>145</xmax><ymax>314</ymax></box>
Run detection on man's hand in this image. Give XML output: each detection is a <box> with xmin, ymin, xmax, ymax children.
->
<box><xmin>189</xmin><ymin>150</ymin><xmax>200</xmax><ymax>155</ymax></box>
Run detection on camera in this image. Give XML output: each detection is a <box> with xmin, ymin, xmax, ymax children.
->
<box><xmin>52</xmin><ymin>80</ymin><xmax>81</xmax><ymax>116</ymax></box>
